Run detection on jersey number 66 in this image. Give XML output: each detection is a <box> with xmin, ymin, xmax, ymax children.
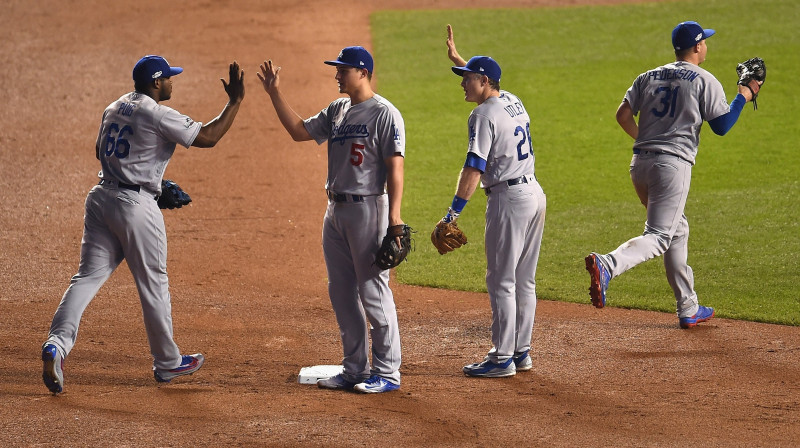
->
<box><xmin>104</xmin><ymin>123</ymin><xmax>133</xmax><ymax>159</ymax></box>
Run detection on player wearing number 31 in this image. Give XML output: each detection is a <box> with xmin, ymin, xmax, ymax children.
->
<box><xmin>438</xmin><ymin>25</ymin><xmax>546</xmax><ymax>378</ymax></box>
<box><xmin>41</xmin><ymin>56</ymin><xmax>245</xmax><ymax>394</ymax></box>
<box><xmin>585</xmin><ymin>21</ymin><xmax>762</xmax><ymax>328</ymax></box>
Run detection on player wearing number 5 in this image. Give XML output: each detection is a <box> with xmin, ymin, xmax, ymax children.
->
<box><xmin>439</xmin><ymin>26</ymin><xmax>546</xmax><ymax>378</ymax></box>
<box><xmin>258</xmin><ymin>47</ymin><xmax>406</xmax><ymax>393</ymax></box>
<box><xmin>585</xmin><ymin>21</ymin><xmax>761</xmax><ymax>328</ymax></box>
<box><xmin>41</xmin><ymin>56</ymin><xmax>244</xmax><ymax>394</ymax></box>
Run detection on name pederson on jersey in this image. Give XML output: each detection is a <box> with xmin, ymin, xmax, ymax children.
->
<box><xmin>624</xmin><ymin>61</ymin><xmax>730</xmax><ymax>164</ymax></box>
<box><xmin>304</xmin><ymin>94</ymin><xmax>405</xmax><ymax>196</ymax></box>
<box><xmin>96</xmin><ymin>92</ymin><xmax>202</xmax><ymax>194</ymax></box>
<box><xmin>468</xmin><ymin>90</ymin><xmax>536</xmax><ymax>189</ymax></box>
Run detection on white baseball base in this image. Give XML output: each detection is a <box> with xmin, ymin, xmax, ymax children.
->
<box><xmin>297</xmin><ymin>365</ymin><xmax>344</xmax><ymax>384</ymax></box>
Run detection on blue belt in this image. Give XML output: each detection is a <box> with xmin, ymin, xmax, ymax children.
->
<box><xmin>485</xmin><ymin>174</ymin><xmax>532</xmax><ymax>194</ymax></box>
<box><xmin>327</xmin><ymin>191</ymin><xmax>364</xmax><ymax>202</ymax></box>
<box><xmin>99</xmin><ymin>179</ymin><xmax>140</xmax><ymax>193</ymax></box>
<box><xmin>633</xmin><ymin>149</ymin><xmax>692</xmax><ymax>164</ymax></box>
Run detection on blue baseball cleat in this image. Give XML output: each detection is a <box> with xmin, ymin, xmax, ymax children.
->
<box><xmin>353</xmin><ymin>375</ymin><xmax>400</xmax><ymax>393</ymax></box>
<box><xmin>463</xmin><ymin>358</ymin><xmax>516</xmax><ymax>378</ymax></box>
<box><xmin>154</xmin><ymin>353</ymin><xmax>205</xmax><ymax>383</ymax></box>
<box><xmin>317</xmin><ymin>373</ymin><xmax>358</xmax><ymax>390</ymax></box>
<box><xmin>585</xmin><ymin>253</ymin><xmax>611</xmax><ymax>308</ymax></box>
<box><xmin>513</xmin><ymin>350</ymin><xmax>533</xmax><ymax>372</ymax></box>
<box><xmin>679</xmin><ymin>305</ymin><xmax>715</xmax><ymax>329</ymax></box>
<box><xmin>42</xmin><ymin>343</ymin><xmax>64</xmax><ymax>394</ymax></box>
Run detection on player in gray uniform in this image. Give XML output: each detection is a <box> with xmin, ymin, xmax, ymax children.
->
<box><xmin>41</xmin><ymin>56</ymin><xmax>245</xmax><ymax>394</ymax></box>
<box><xmin>257</xmin><ymin>46</ymin><xmax>405</xmax><ymax>393</ymax></box>
<box><xmin>585</xmin><ymin>21</ymin><xmax>761</xmax><ymax>328</ymax></box>
<box><xmin>444</xmin><ymin>26</ymin><xmax>546</xmax><ymax>377</ymax></box>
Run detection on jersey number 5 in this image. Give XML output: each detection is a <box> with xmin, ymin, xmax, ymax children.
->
<box><xmin>104</xmin><ymin>123</ymin><xmax>134</xmax><ymax>159</ymax></box>
<box><xmin>350</xmin><ymin>143</ymin><xmax>364</xmax><ymax>166</ymax></box>
<box><xmin>515</xmin><ymin>123</ymin><xmax>533</xmax><ymax>161</ymax></box>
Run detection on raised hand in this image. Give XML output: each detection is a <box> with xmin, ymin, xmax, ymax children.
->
<box><xmin>257</xmin><ymin>59</ymin><xmax>282</xmax><ymax>95</ymax></box>
<box><xmin>446</xmin><ymin>24</ymin><xmax>466</xmax><ymax>66</ymax></box>
<box><xmin>222</xmin><ymin>61</ymin><xmax>245</xmax><ymax>104</ymax></box>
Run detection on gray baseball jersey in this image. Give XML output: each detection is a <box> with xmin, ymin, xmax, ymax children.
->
<box><xmin>624</xmin><ymin>61</ymin><xmax>729</xmax><ymax>164</ymax></box>
<box><xmin>468</xmin><ymin>91</ymin><xmax>536</xmax><ymax>189</ymax></box>
<box><xmin>305</xmin><ymin>94</ymin><xmax>405</xmax><ymax>195</ymax></box>
<box><xmin>97</xmin><ymin>92</ymin><xmax>201</xmax><ymax>193</ymax></box>
<box><xmin>303</xmin><ymin>93</ymin><xmax>405</xmax><ymax>385</ymax></box>
<box><xmin>470</xmin><ymin>90</ymin><xmax>546</xmax><ymax>364</ymax></box>
<box><xmin>45</xmin><ymin>91</ymin><xmax>201</xmax><ymax>371</ymax></box>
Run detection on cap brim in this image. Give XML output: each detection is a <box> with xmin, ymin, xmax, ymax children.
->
<box><xmin>451</xmin><ymin>66</ymin><xmax>470</xmax><ymax>76</ymax></box>
<box><xmin>168</xmin><ymin>67</ymin><xmax>183</xmax><ymax>77</ymax></box>
<box><xmin>703</xmin><ymin>28</ymin><xmax>715</xmax><ymax>39</ymax></box>
<box><xmin>325</xmin><ymin>60</ymin><xmax>357</xmax><ymax>68</ymax></box>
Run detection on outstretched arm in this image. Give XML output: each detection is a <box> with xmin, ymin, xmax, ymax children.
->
<box><xmin>257</xmin><ymin>59</ymin><xmax>313</xmax><ymax>142</ymax></box>
<box><xmin>446</xmin><ymin>24</ymin><xmax>467</xmax><ymax>66</ymax></box>
<box><xmin>193</xmin><ymin>61</ymin><xmax>245</xmax><ymax>148</ymax></box>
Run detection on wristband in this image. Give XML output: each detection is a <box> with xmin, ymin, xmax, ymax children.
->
<box><xmin>451</xmin><ymin>195</ymin><xmax>468</xmax><ymax>214</ymax></box>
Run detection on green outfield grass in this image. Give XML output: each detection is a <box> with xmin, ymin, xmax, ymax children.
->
<box><xmin>371</xmin><ymin>0</ymin><xmax>800</xmax><ymax>325</ymax></box>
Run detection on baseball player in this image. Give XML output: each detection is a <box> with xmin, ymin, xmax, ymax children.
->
<box><xmin>257</xmin><ymin>46</ymin><xmax>406</xmax><ymax>393</ymax></box>
<box><xmin>585</xmin><ymin>21</ymin><xmax>762</xmax><ymax>328</ymax></box>
<box><xmin>441</xmin><ymin>26</ymin><xmax>546</xmax><ymax>377</ymax></box>
<box><xmin>41</xmin><ymin>56</ymin><xmax>245</xmax><ymax>394</ymax></box>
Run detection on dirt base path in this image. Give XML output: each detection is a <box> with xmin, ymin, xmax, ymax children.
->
<box><xmin>1</xmin><ymin>0</ymin><xmax>798</xmax><ymax>446</ymax></box>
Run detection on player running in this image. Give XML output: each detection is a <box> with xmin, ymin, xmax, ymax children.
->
<box><xmin>41</xmin><ymin>56</ymin><xmax>245</xmax><ymax>394</ymax></box>
<box><xmin>585</xmin><ymin>21</ymin><xmax>762</xmax><ymax>328</ymax></box>
<box><xmin>438</xmin><ymin>25</ymin><xmax>546</xmax><ymax>377</ymax></box>
<box><xmin>257</xmin><ymin>46</ymin><xmax>406</xmax><ymax>393</ymax></box>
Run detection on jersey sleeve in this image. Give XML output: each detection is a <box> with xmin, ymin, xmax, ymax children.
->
<box><xmin>95</xmin><ymin>108</ymin><xmax>111</xmax><ymax>152</ymax></box>
<box><xmin>157</xmin><ymin>106</ymin><xmax>202</xmax><ymax>148</ymax></box>
<box><xmin>700</xmin><ymin>75</ymin><xmax>731</xmax><ymax>122</ymax></box>
<box><xmin>304</xmin><ymin>103</ymin><xmax>334</xmax><ymax>145</ymax></box>
<box><xmin>467</xmin><ymin>111</ymin><xmax>494</xmax><ymax>161</ymax></box>
<box><xmin>623</xmin><ymin>74</ymin><xmax>644</xmax><ymax>116</ymax></box>
<box><xmin>376</xmin><ymin>106</ymin><xmax>405</xmax><ymax>159</ymax></box>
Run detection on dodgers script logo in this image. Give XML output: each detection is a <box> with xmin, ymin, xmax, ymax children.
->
<box><xmin>331</xmin><ymin>121</ymin><xmax>370</xmax><ymax>145</ymax></box>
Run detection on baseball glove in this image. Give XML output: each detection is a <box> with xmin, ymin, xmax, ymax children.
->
<box><xmin>431</xmin><ymin>219</ymin><xmax>468</xmax><ymax>255</ymax></box>
<box><xmin>375</xmin><ymin>224</ymin><xmax>414</xmax><ymax>270</ymax></box>
<box><xmin>736</xmin><ymin>57</ymin><xmax>766</xmax><ymax>110</ymax></box>
<box><xmin>157</xmin><ymin>179</ymin><xmax>192</xmax><ymax>210</ymax></box>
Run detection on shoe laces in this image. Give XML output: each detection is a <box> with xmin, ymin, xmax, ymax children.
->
<box><xmin>364</xmin><ymin>375</ymin><xmax>384</xmax><ymax>386</ymax></box>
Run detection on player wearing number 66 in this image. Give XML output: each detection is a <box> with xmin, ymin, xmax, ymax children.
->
<box><xmin>41</xmin><ymin>55</ymin><xmax>244</xmax><ymax>394</ymax></box>
<box><xmin>585</xmin><ymin>21</ymin><xmax>760</xmax><ymax>328</ymax></box>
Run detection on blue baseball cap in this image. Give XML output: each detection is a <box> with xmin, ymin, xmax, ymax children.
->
<box><xmin>672</xmin><ymin>21</ymin><xmax>715</xmax><ymax>51</ymax></box>
<box><xmin>132</xmin><ymin>55</ymin><xmax>183</xmax><ymax>85</ymax></box>
<box><xmin>452</xmin><ymin>56</ymin><xmax>501</xmax><ymax>82</ymax></box>
<box><xmin>324</xmin><ymin>46</ymin><xmax>373</xmax><ymax>73</ymax></box>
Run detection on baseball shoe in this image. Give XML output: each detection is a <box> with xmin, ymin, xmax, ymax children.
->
<box><xmin>353</xmin><ymin>375</ymin><xmax>400</xmax><ymax>394</ymax></box>
<box><xmin>41</xmin><ymin>343</ymin><xmax>64</xmax><ymax>394</ymax></box>
<box><xmin>153</xmin><ymin>353</ymin><xmax>204</xmax><ymax>383</ymax></box>
<box><xmin>463</xmin><ymin>358</ymin><xmax>516</xmax><ymax>378</ymax></box>
<box><xmin>317</xmin><ymin>373</ymin><xmax>358</xmax><ymax>390</ymax></box>
<box><xmin>679</xmin><ymin>305</ymin><xmax>715</xmax><ymax>329</ymax></box>
<box><xmin>513</xmin><ymin>350</ymin><xmax>533</xmax><ymax>372</ymax></box>
<box><xmin>585</xmin><ymin>253</ymin><xmax>611</xmax><ymax>308</ymax></box>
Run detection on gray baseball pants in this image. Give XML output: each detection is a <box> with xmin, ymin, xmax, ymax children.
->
<box><xmin>598</xmin><ymin>152</ymin><xmax>699</xmax><ymax>317</ymax></box>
